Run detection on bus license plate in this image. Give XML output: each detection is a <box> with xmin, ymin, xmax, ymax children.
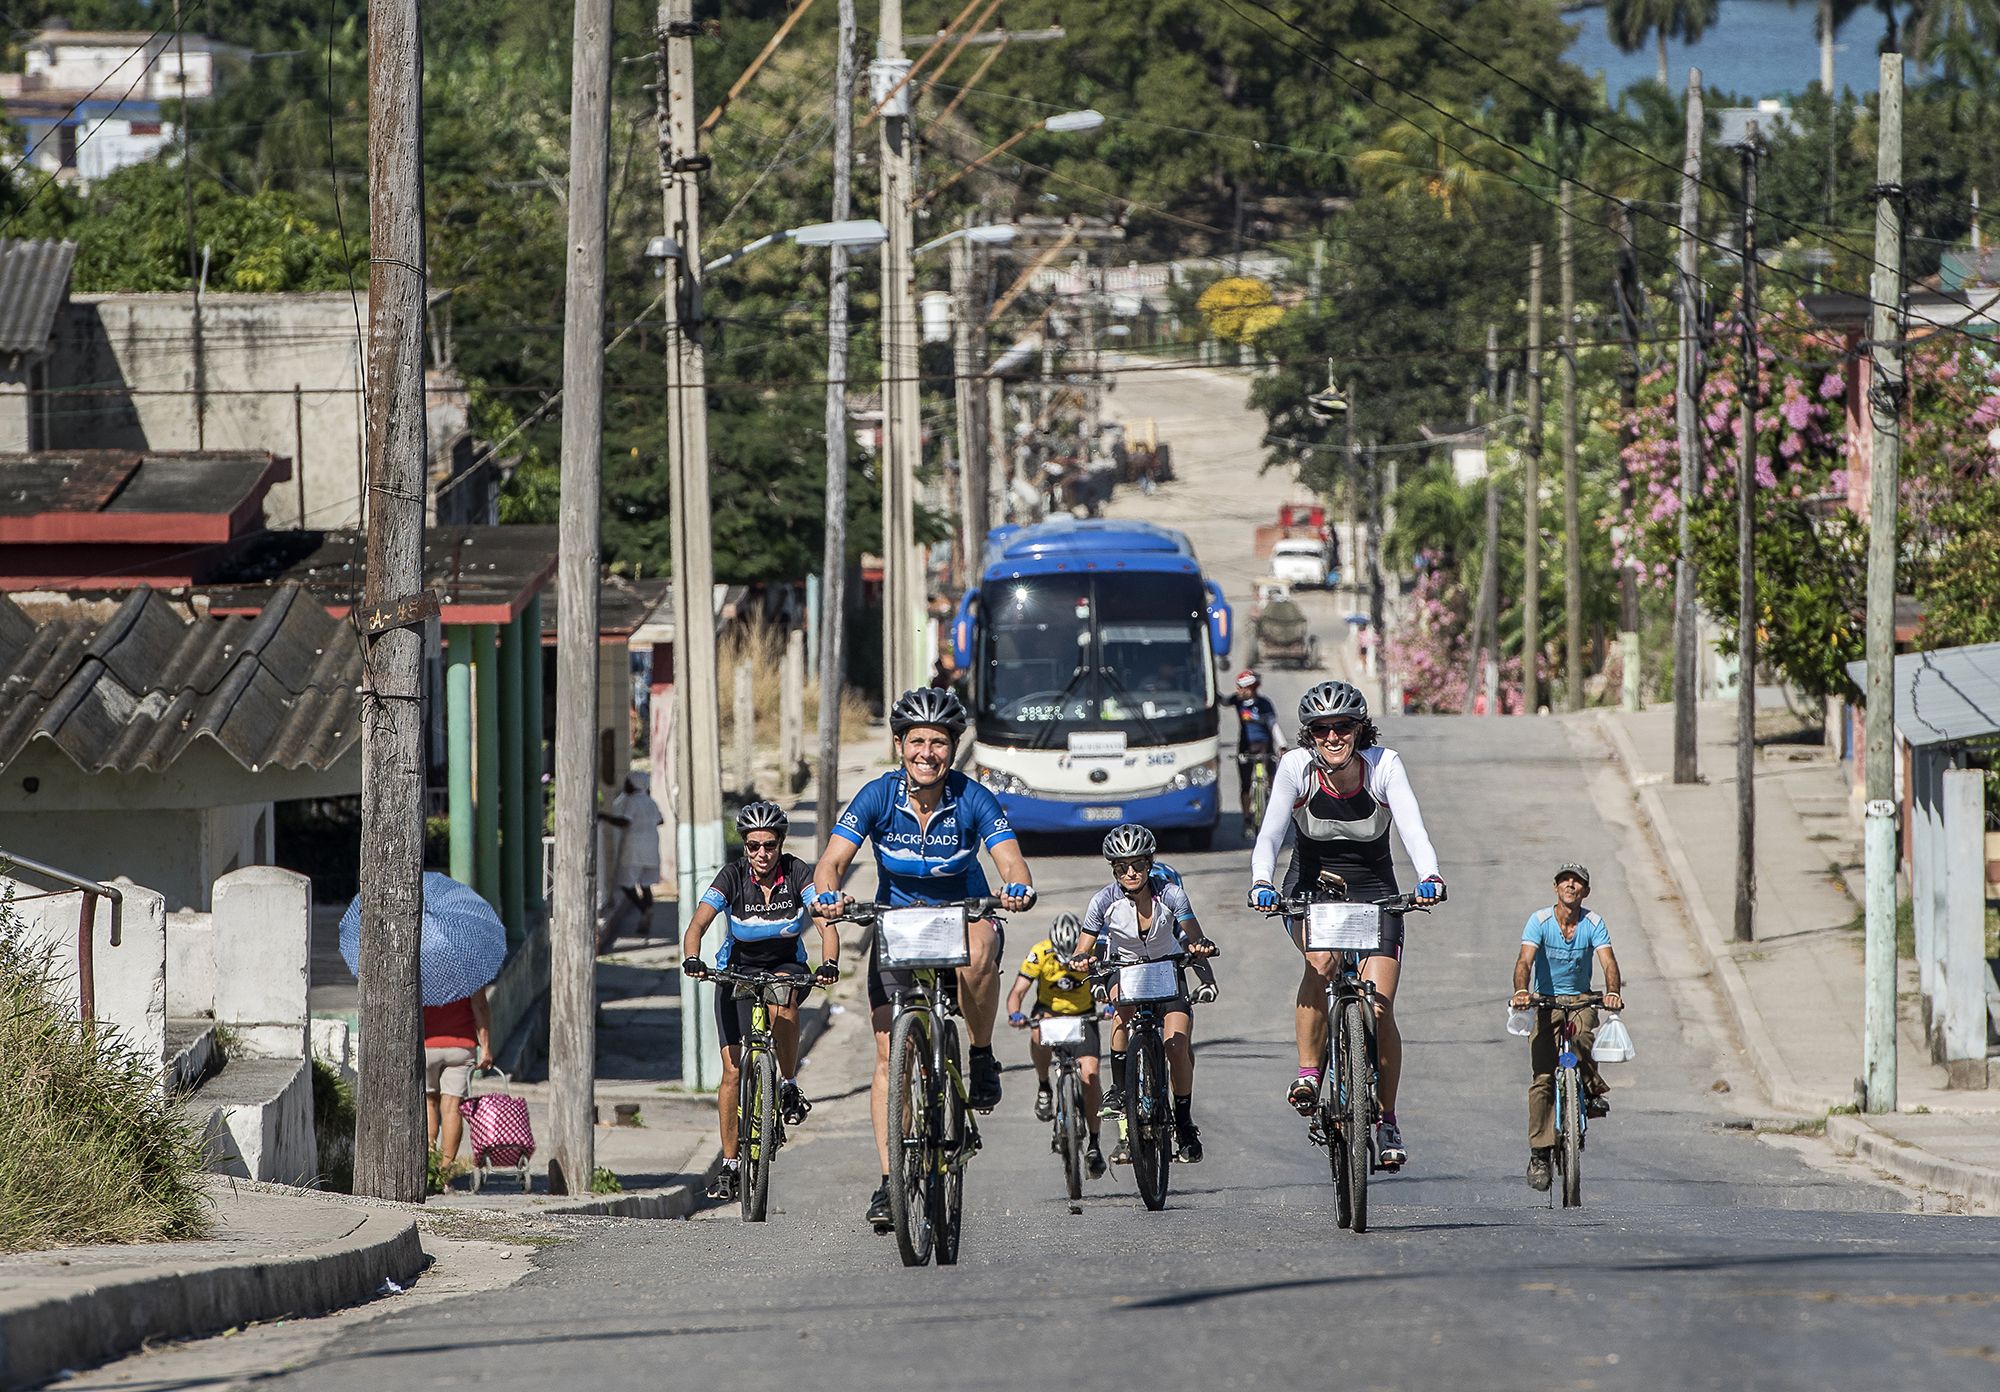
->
<box><xmin>1080</xmin><ymin>806</ymin><xmax>1123</xmax><ymax>822</ymax></box>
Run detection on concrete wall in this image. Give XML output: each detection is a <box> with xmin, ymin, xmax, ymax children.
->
<box><xmin>51</xmin><ymin>292</ymin><xmax>369</xmax><ymax>529</ymax></box>
<box><xmin>4</xmin><ymin>875</ymin><xmax>167</xmax><ymax>1078</ymax></box>
<box><xmin>0</xmin><ymin>800</ymin><xmax>273</xmax><ymax>912</ymax></box>
<box><xmin>164</xmin><ymin>908</ymin><xmax>214</xmax><ymax>1018</ymax></box>
<box><xmin>212</xmin><ymin>865</ymin><xmax>310</xmax><ymax>1058</ymax></box>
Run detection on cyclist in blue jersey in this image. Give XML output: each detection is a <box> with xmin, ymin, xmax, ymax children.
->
<box><xmin>810</xmin><ymin>687</ymin><xmax>1037</xmax><ymax>1229</ymax></box>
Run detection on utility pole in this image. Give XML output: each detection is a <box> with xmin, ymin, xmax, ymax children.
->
<box><xmin>1734</xmin><ymin>128</ymin><xmax>1760</xmax><ymax>945</ymax></box>
<box><xmin>1461</xmin><ymin>324</ymin><xmax>1500</xmax><ymax>718</ymax></box>
<box><xmin>817</xmin><ymin>0</ymin><xmax>857</xmax><ymax>853</ymax></box>
<box><xmin>876</xmin><ymin>0</ymin><xmax>922</xmax><ymax>702</ymax></box>
<box><xmin>950</xmin><ymin>219</ymin><xmax>988</xmax><ymax>589</ymax></box>
<box><xmin>1343</xmin><ymin>378</ymin><xmax>1358</xmax><ymax>599</ymax></box>
<box><xmin>1674</xmin><ymin>69</ymin><xmax>1705</xmax><ymax>784</ymax></box>
<box><xmin>1613</xmin><ymin>199</ymin><xmax>1644</xmax><ymax>712</ymax></box>
<box><xmin>661</xmin><ymin>0</ymin><xmax>725</xmax><ymax>1094</ymax></box>
<box><xmin>546</xmin><ymin>0</ymin><xmax>612</xmax><ymax>1196</ymax></box>
<box><xmin>352</xmin><ymin>0</ymin><xmax>426</xmax><ymax>1205</ymax></box>
<box><xmin>1523</xmin><ymin>244</ymin><xmax>1543</xmax><ymax>716</ymax></box>
<box><xmin>1862</xmin><ymin>53</ymin><xmax>1904</xmax><ymax>1114</ymax></box>
<box><xmin>1368</xmin><ymin>441</ymin><xmax>1387</xmax><ymax>716</ymax></box>
<box><xmin>173</xmin><ymin>4</ymin><xmax>206</xmax><ymax>452</ymax></box>
<box><xmin>1560</xmin><ymin>180</ymin><xmax>1583</xmax><ymax>713</ymax></box>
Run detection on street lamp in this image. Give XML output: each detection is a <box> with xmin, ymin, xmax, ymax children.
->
<box><xmin>914</xmin><ymin>223</ymin><xmax>1018</xmax><ymax>256</ymax></box>
<box><xmin>704</xmin><ymin>218</ymin><xmax>889</xmax><ymax>272</ymax></box>
<box><xmin>918</xmin><ymin>110</ymin><xmax>1106</xmax><ymax>206</ymax></box>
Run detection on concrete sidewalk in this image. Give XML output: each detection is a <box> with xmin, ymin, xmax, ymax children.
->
<box><xmin>1598</xmin><ymin>701</ymin><xmax>2000</xmax><ymax>1212</ymax></box>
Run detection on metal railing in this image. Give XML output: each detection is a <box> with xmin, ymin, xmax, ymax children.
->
<box><xmin>0</xmin><ymin>852</ymin><xmax>125</xmax><ymax>1024</ymax></box>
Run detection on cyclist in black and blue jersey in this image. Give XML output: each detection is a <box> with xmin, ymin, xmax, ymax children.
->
<box><xmin>811</xmin><ymin>687</ymin><xmax>1036</xmax><ymax>1229</ymax></box>
<box><xmin>681</xmin><ymin>801</ymin><xmax>839</xmax><ymax>1202</ymax></box>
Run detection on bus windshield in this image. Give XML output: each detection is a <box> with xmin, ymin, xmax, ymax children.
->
<box><xmin>975</xmin><ymin>572</ymin><xmax>1215</xmax><ymax>745</ymax></box>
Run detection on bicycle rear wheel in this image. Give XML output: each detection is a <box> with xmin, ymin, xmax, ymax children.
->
<box><xmin>885</xmin><ymin>1011</ymin><xmax>935</xmax><ymax>1266</ymax></box>
<box><xmin>741</xmin><ymin>1046</ymin><xmax>777</xmax><ymax>1222</ymax></box>
<box><xmin>1341</xmin><ymin>1000</ymin><xmax>1371</xmax><ymax>1234</ymax></box>
<box><xmin>1130</xmin><ymin>1029</ymin><xmax>1172</xmax><ymax>1211</ymax></box>
<box><xmin>1059</xmin><ymin>1065</ymin><xmax>1085</xmax><ymax>1201</ymax></box>
<box><xmin>1559</xmin><ymin>1065</ymin><xmax>1583</xmax><ymax>1209</ymax></box>
<box><xmin>936</xmin><ymin>1021</ymin><xmax>967</xmax><ymax>1265</ymax></box>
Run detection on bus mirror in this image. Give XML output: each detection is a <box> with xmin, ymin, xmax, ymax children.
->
<box><xmin>1204</xmin><ymin>580</ymin><xmax>1232</xmax><ymax>660</ymax></box>
<box><xmin>953</xmin><ymin>588</ymin><xmax>979</xmax><ymax>672</ymax></box>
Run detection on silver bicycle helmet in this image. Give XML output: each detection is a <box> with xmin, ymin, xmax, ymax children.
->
<box><xmin>1297</xmin><ymin>680</ymin><xmax>1368</xmax><ymax>728</ymax></box>
<box><xmin>1050</xmin><ymin>912</ymin><xmax>1084</xmax><ymax>957</ymax></box>
<box><xmin>735</xmin><ymin>801</ymin><xmax>789</xmax><ymax>836</ymax></box>
<box><xmin>889</xmin><ymin>686</ymin><xmax>968</xmax><ymax>741</ymax></box>
<box><xmin>1101</xmin><ymin>823</ymin><xmax>1157</xmax><ymax>861</ymax></box>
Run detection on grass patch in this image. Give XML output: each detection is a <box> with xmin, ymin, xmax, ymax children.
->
<box><xmin>1845</xmin><ymin>898</ymin><xmax>1915</xmax><ymax>959</ymax></box>
<box><xmin>590</xmin><ymin>1166</ymin><xmax>623</xmax><ymax>1194</ymax></box>
<box><xmin>0</xmin><ymin>898</ymin><xmax>210</xmax><ymax>1252</ymax></box>
<box><xmin>311</xmin><ymin>1059</ymin><xmax>355</xmax><ymax>1193</ymax></box>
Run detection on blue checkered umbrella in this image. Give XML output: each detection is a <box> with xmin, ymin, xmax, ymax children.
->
<box><xmin>339</xmin><ymin>872</ymin><xmax>509</xmax><ymax>1006</ymax></box>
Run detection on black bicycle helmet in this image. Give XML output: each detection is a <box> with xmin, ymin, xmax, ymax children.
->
<box><xmin>888</xmin><ymin>687</ymin><xmax>968</xmax><ymax>741</ymax></box>
<box><xmin>1101</xmin><ymin>823</ymin><xmax>1157</xmax><ymax>861</ymax></box>
<box><xmin>1297</xmin><ymin>680</ymin><xmax>1368</xmax><ymax>728</ymax></box>
<box><xmin>1050</xmin><ymin>912</ymin><xmax>1084</xmax><ymax>957</ymax></box>
<box><xmin>735</xmin><ymin>801</ymin><xmax>789</xmax><ymax>836</ymax></box>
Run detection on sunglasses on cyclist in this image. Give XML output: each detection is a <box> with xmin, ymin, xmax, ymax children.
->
<box><xmin>1110</xmin><ymin>856</ymin><xmax>1153</xmax><ymax>875</ymax></box>
<box><xmin>1308</xmin><ymin>720</ymin><xmax>1362</xmax><ymax>740</ymax></box>
<box><xmin>743</xmin><ymin>837</ymin><xmax>782</xmax><ymax>853</ymax></box>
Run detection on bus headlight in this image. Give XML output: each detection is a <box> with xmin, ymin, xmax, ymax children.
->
<box><xmin>975</xmin><ymin>764</ymin><xmax>1030</xmax><ymax>796</ymax></box>
<box><xmin>1165</xmin><ymin>757</ymin><xmax>1219</xmax><ymax>792</ymax></box>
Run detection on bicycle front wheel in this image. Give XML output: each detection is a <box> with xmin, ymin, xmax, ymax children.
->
<box><xmin>741</xmin><ymin>1046</ymin><xmax>777</xmax><ymax>1222</ymax></box>
<box><xmin>1341</xmin><ymin>999</ymin><xmax>1372</xmax><ymax>1234</ymax></box>
<box><xmin>886</xmin><ymin>1011</ymin><xmax>936</xmax><ymax>1266</ymax></box>
<box><xmin>1059</xmin><ymin>1065</ymin><xmax>1085</xmax><ymax>1201</ymax></box>
<box><xmin>1559</xmin><ymin>1065</ymin><xmax>1583</xmax><ymax>1209</ymax></box>
<box><xmin>1131</xmin><ymin>1029</ymin><xmax>1172</xmax><ymax>1211</ymax></box>
<box><xmin>936</xmin><ymin>1021</ymin><xmax>967</xmax><ymax>1266</ymax></box>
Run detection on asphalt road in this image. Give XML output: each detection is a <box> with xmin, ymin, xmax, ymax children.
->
<box><xmin>264</xmin><ymin>677</ymin><xmax>2000</xmax><ymax>1392</ymax></box>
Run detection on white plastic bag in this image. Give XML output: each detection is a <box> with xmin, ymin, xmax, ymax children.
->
<box><xmin>1505</xmin><ymin>1007</ymin><xmax>1534</xmax><ymax>1038</ymax></box>
<box><xmin>1591</xmin><ymin>1014</ymin><xmax>1635</xmax><ymax>1063</ymax></box>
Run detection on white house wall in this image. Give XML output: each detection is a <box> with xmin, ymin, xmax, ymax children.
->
<box><xmin>3</xmin><ymin>875</ymin><xmax>167</xmax><ymax>1079</ymax></box>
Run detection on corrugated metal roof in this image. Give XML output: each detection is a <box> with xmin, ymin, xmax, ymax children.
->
<box><xmin>0</xmin><ymin>239</ymin><xmax>76</xmax><ymax>358</ymax></box>
<box><xmin>1844</xmin><ymin>642</ymin><xmax>2000</xmax><ymax>748</ymax></box>
<box><xmin>0</xmin><ymin>582</ymin><xmax>362</xmax><ymax>776</ymax></box>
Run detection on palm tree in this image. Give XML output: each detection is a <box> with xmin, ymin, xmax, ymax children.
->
<box><xmin>1353</xmin><ymin>107</ymin><xmax>1515</xmax><ymax>220</ymax></box>
<box><xmin>1787</xmin><ymin>0</ymin><xmax>1866</xmax><ymax>92</ymax></box>
<box><xmin>1909</xmin><ymin>0</ymin><xmax>2000</xmax><ymax>68</ymax></box>
<box><xmin>1606</xmin><ymin>0</ymin><xmax>1722</xmax><ymax>87</ymax></box>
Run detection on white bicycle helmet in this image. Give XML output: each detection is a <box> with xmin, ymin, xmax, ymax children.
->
<box><xmin>1297</xmin><ymin>680</ymin><xmax>1368</xmax><ymax>727</ymax></box>
<box><xmin>1050</xmin><ymin>912</ymin><xmax>1084</xmax><ymax>957</ymax></box>
<box><xmin>1101</xmin><ymin>823</ymin><xmax>1157</xmax><ymax>861</ymax></box>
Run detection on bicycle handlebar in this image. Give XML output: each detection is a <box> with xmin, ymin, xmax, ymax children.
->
<box><xmin>1085</xmin><ymin>948</ymin><xmax>1215</xmax><ymax>981</ymax></box>
<box><xmin>704</xmin><ymin>964</ymin><xmax>831</xmax><ymax>991</ymax></box>
<box><xmin>1521</xmin><ymin>991</ymin><xmax>1608</xmax><ymax>1009</ymax></box>
<box><xmin>1260</xmin><ymin>892</ymin><xmax>1432</xmax><ymax>918</ymax></box>
<box><xmin>821</xmin><ymin>896</ymin><xmax>1005</xmax><ymax>926</ymax></box>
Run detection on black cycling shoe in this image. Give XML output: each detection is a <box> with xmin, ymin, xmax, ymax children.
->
<box><xmin>865</xmin><ymin>1183</ymin><xmax>892</xmax><ymax>1229</ymax></box>
<box><xmin>1175</xmin><ymin>1124</ymin><xmax>1204</xmax><ymax>1164</ymax></box>
<box><xmin>1034</xmin><ymin>1084</ymin><xmax>1053</xmax><ymax>1122</ymax></box>
<box><xmin>968</xmin><ymin>1051</ymin><xmax>1003</xmax><ymax>1112</ymax></box>
<box><xmin>707</xmin><ymin>1166</ymin><xmax>738</xmax><ymax>1202</ymax></box>
<box><xmin>1585</xmin><ymin>1094</ymin><xmax>1611</xmax><ymax>1119</ymax></box>
<box><xmin>1087</xmin><ymin>1143</ymin><xmax>1107</xmax><ymax>1178</ymax></box>
<box><xmin>780</xmin><ymin>1080</ymin><xmax>812</xmax><ymax>1126</ymax></box>
<box><xmin>1099</xmin><ymin>1086</ymin><xmax>1126</xmax><ymax>1119</ymax></box>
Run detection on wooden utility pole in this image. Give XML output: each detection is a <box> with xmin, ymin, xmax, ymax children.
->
<box><xmin>951</xmin><ymin>219</ymin><xmax>987</xmax><ymax>587</ymax></box>
<box><xmin>817</xmin><ymin>0</ymin><xmax>857</xmax><ymax>853</ymax></box>
<box><xmin>353</xmin><ymin>0</ymin><xmax>427</xmax><ymax>1205</ymax></box>
<box><xmin>1612</xmin><ymin>199</ymin><xmax>1644</xmax><ymax>712</ymax></box>
<box><xmin>1461</xmin><ymin>324</ymin><xmax>1500</xmax><ymax>718</ymax></box>
<box><xmin>1862</xmin><ymin>53</ymin><xmax>1904</xmax><ymax>1113</ymax></box>
<box><xmin>1559</xmin><ymin>180</ymin><xmax>1583</xmax><ymax>712</ymax></box>
<box><xmin>1523</xmin><ymin>245</ymin><xmax>1543</xmax><ymax>716</ymax></box>
<box><xmin>1673</xmin><ymin>69</ymin><xmax>1705</xmax><ymax>784</ymax></box>
<box><xmin>661</xmin><ymin>0</ymin><xmax>725</xmax><ymax>1093</ymax></box>
<box><xmin>548</xmin><ymin>0</ymin><xmax>613</xmax><ymax>1196</ymax></box>
<box><xmin>1368</xmin><ymin>441</ymin><xmax>1387</xmax><ymax>716</ymax></box>
<box><xmin>1734</xmin><ymin>129</ymin><xmax>1760</xmax><ymax>945</ymax></box>
<box><xmin>876</xmin><ymin>0</ymin><xmax>922</xmax><ymax>702</ymax></box>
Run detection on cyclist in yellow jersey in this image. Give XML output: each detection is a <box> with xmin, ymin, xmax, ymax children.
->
<box><xmin>1006</xmin><ymin>912</ymin><xmax>1107</xmax><ymax>1177</ymax></box>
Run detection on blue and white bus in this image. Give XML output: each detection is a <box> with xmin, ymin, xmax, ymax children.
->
<box><xmin>951</xmin><ymin>517</ymin><xmax>1234</xmax><ymax>847</ymax></box>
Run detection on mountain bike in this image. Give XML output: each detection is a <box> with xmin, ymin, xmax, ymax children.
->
<box><xmin>1527</xmin><ymin>991</ymin><xmax>1604</xmax><ymax>1209</ymax></box>
<box><xmin>707</xmin><ymin>964</ymin><xmax>826</xmax><ymax>1222</ymax></box>
<box><xmin>1238</xmin><ymin>746</ymin><xmax>1273</xmax><ymax>840</ymax></box>
<box><xmin>1089</xmin><ymin>951</ymin><xmax>1208</xmax><ymax>1212</ymax></box>
<box><xmin>832</xmin><ymin>897</ymin><xmax>1001</xmax><ymax>1267</ymax></box>
<box><xmin>1262</xmin><ymin>879</ymin><xmax>1428</xmax><ymax>1233</ymax></box>
<box><xmin>1034</xmin><ymin>1011</ymin><xmax>1097</xmax><ymax>1200</ymax></box>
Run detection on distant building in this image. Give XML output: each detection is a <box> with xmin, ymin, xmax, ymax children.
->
<box><xmin>0</xmin><ymin>25</ymin><xmax>249</xmax><ymax>187</ymax></box>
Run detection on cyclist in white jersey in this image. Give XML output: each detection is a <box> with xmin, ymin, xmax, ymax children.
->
<box><xmin>1248</xmin><ymin>681</ymin><xmax>1444</xmax><ymax>1168</ymax></box>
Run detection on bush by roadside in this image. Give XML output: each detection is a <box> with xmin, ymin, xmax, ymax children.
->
<box><xmin>0</xmin><ymin>899</ymin><xmax>210</xmax><ymax>1252</ymax></box>
<box><xmin>312</xmin><ymin>1058</ymin><xmax>356</xmax><ymax>1194</ymax></box>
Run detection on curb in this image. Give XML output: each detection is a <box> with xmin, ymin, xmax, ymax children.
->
<box><xmin>0</xmin><ymin>1203</ymin><xmax>425</xmax><ymax>1392</ymax></box>
<box><xmin>1594</xmin><ymin>712</ymin><xmax>1851</xmax><ymax>1117</ymax></box>
<box><xmin>1826</xmin><ymin>1115</ymin><xmax>2000</xmax><ymax>1211</ymax></box>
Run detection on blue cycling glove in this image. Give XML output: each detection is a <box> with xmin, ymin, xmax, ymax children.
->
<box><xmin>1417</xmin><ymin>876</ymin><xmax>1446</xmax><ymax>904</ymax></box>
<box><xmin>1003</xmin><ymin>883</ymin><xmax>1036</xmax><ymax>906</ymax></box>
<box><xmin>1249</xmin><ymin>881</ymin><xmax>1280</xmax><ymax>911</ymax></box>
<box><xmin>808</xmin><ymin>889</ymin><xmax>841</xmax><ymax>908</ymax></box>
<box><xmin>1008</xmin><ymin>1010</ymin><xmax>1028</xmax><ymax>1026</ymax></box>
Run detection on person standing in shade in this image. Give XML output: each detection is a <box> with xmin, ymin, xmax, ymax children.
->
<box><xmin>597</xmin><ymin>770</ymin><xmax>664</xmax><ymax>954</ymax></box>
<box><xmin>1511</xmin><ymin>862</ymin><xmax>1623</xmax><ymax>1193</ymax></box>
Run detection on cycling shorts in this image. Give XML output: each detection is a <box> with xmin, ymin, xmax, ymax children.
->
<box><xmin>867</xmin><ymin>917</ymin><xmax>1006</xmax><ymax>1014</ymax></box>
<box><xmin>1030</xmin><ymin>1003</ymin><xmax>1102</xmax><ymax>1055</ymax></box>
<box><xmin>715</xmin><ymin>960</ymin><xmax>812</xmax><ymax>1051</ymax></box>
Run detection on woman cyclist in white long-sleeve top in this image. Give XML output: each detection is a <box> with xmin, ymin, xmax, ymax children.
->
<box><xmin>1248</xmin><ymin>680</ymin><xmax>1445</xmax><ymax>1168</ymax></box>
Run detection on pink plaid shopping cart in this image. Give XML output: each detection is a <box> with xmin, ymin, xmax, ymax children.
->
<box><xmin>462</xmin><ymin>1091</ymin><xmax>535</xmax><ymax>1191</ymax></box>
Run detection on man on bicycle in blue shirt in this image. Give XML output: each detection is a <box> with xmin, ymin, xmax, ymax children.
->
<box><xmin>811</xmin><ymin>687</ymin><xmax>1036</xmax><ymax>1229</ymax></box>
<box><xmin>1226</xmin><ymin>670</ymin><xmax>1283</xmax><ymax>835</ymax></box>
<box><xmin>1511</xmin><ymin>863</ymin><xmax>1623</xmax><ymax>1193</ymax></box>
